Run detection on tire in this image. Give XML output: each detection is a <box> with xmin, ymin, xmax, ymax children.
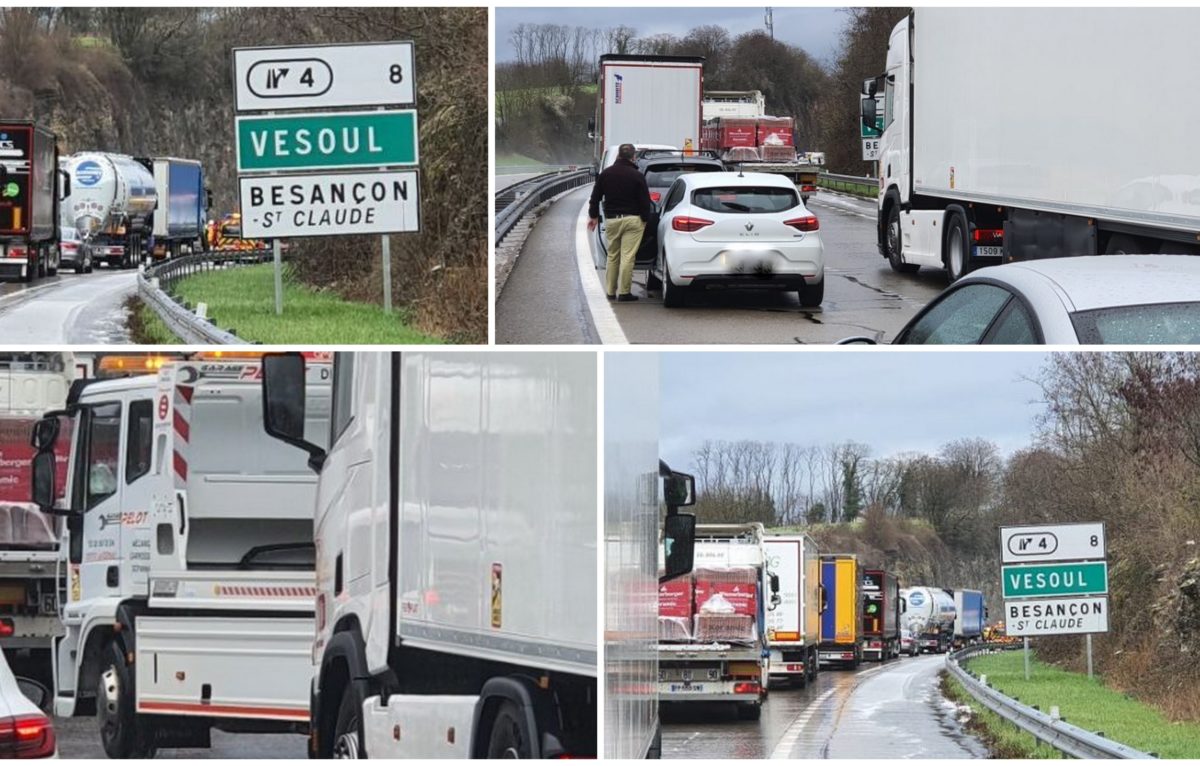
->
<box><xmin>884</xmin><ymin>204</ymin><xmax>918</xmax><ymax>273</ymax></box>
<box><xmin>486</xmin><ymin>700</ymin><xmax>534</xmax><ymax>758</ymax></box>
<box><xmin>736</xmin><ymin>703</ymin><xmax>762</xmax><ymax>721</ymax></box>
<box><xmin>645</xmin><ymin>262</ymin><xmax>662</xmax><ymax>293</ymax></box>
<box><xmin>944</xmin><ymin>213</ymin><xmax>971</xmax><ymax>283</ymax></box>
<box><xmin>1105</xmin><ymin>234</ymin><xmax>1152</xmax><ymax>255</ymax></box>
<box><xmin>74</xmin><ymin>262</ymin><xmax>83</xmax><ymax>275</ymax></box>
<box><xmin>661</xmin><ymin>253</ymin><xmax>687</xmax><ymax>308</ymax></box>
<box><xmin>97</xmin><ymin>642</ymin><xmax>157</xmax><ymax>759</ymax></box>
<box><xmin>331</xmin><ymin>682</ymin><xmax>366</xmax><ymax>759</ymax></box>
<box><xmin>807</xmin><ymin>649</ymin><xmax>818</xmax><ymax>684</ymax></box>
<box><xmin>799</xmin><ymin>277</ymin><xmax>824</xmax><ymax>308</ymax></box>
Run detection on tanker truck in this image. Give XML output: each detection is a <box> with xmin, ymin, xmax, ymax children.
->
<box><xmin>900</xmin><ymin>586</ymin><xmax>956</xmax><ymax>654</ymax></box>
<box><xmin>63</xmin><ymin>152</ymin><xmax>156</xmax><ymax>269</ymax></box>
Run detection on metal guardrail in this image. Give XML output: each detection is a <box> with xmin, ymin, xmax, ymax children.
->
<box><xmin>946</xmin><ymin>643</ymin><xmax>1156</xmax><ymax>759</ymax></box>
<box><xmin>137</xmin><ymin>250</ymin><xmax>273</xmax><ymax>344</ymax></box>
<box><xmin>495</xmin><ymin>169</ymin><xmax>593</xmax><ymax>246</ymax></box>
<box><xmin>818</xmin><ymin>171</ymin><xmax>877</xmax><ymax>198</ymax></box>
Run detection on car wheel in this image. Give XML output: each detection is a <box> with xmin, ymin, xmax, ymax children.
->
<box><xmin>661</xmin><ymin>252</ymin><xmax>687</xmax><ymax>308</ymax></box>
<box><xmin>799</xmin><ymin>277</ymin><xmax>824</xmax><ymax>308</ymax></box>
<box><xmin>75</xmin><ymin>262</ymin><xmax>83</xmax><ymax>275</ymax></box>
<box><xmin>736</xmin><ymin>703</ymin><xmax>762</xmax><ymax>721</ymax></box>
<box><xmin>98</xmin><ymin>641</ymin><xmax>157</xmax><ymax>758</ymax></box>
<box><xmin>645</xmin><ymin>258</ymin><xmax>663</xmax><ymax>293</ymax></box>
<box><xmin>486</xmin><ymin>700</ymin><xmax>534</xmax><ymax>758</ymax></box>
<box><xmin>331</xmin><ymin>682</ymin><xmax>366</xmax><ymax>759</ymax></box>
<box><xmin>885</xmin><ymin>205</ymin><xmax>918</xmax><ymax>274</ymax></box>
<box><xmin>944</xmin><ymin>213</ymin><xmax>971</xmax><ymax>282</ymax></box>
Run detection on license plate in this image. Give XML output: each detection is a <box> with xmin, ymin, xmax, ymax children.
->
<box><xmin>668</xmin><ymin>683</ymin><xmax>706</xmax><ymax>693</ymax></box>
<box><xmin>974</xmin><ymin>246</ymin><xmax>1002</xmax><ymax>257</ymax></box>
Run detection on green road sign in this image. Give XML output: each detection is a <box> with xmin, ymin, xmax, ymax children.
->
<box><xmin>861</xmin><ymin>115</ymin><xmax>884</xmax><ymax>139</ymax></box>
<box><xmin>1002</xmin><ymin>561</ymin><xmax>1108</xmax><ymax>599</ymax></box>
<box><xmin>236</xmin><ymin>109</ymin><xmax>418</xmax><ymax>173</ymax></box>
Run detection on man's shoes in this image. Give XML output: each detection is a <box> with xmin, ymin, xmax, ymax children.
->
<box><xmin>617</xmin><ymin>293</ymin><xmax>639</xmax><ymax>302</ymax></box>
<box><xmin>606</xmin><ymin>293</ymin><xmax>616</xmax><ymax>300</ymax></box>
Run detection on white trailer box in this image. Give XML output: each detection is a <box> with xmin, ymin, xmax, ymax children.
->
<box><xmin>594</xmin><ymin>55</ymin><xmax>703</xmax><ymax>167</ymax></box>
<box><xmin>875</xmin><ymin>8</ymin><xmax>1200</xmax><ymax>279</ymax></box>
<box><xmin>763</xmin><ymin>535</ymin><xmax>820</xmax><ymax>686</ymax></box>
<box><xmin>603</xmin><ymin>353</ymin><xmax>660</xmax><ymax>759</ymax></box>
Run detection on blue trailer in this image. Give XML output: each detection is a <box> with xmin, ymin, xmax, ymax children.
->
<box><xmin>953</xmin><ymin>589</ymin><xmax>985</xmax><ymax>647</ymax></box>
<box><xmin>141</xmin><ymin>157</ymin><xmax>210</xmax><ymax>259</ymax></box>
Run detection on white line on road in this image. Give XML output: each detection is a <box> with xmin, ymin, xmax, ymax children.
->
<box><xmin>769</xmin><ymin>662</ymin><xmax>890</xmax><ymax>760</ymax></box>
<box><xmin>573</xmin><ymin>198</ymin><xmax>628</xmax><ymax>345</ymax></box>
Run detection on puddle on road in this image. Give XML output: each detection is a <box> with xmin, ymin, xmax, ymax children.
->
<box><xmin>840</xmin><ymin>273</ymin><xmax>904</xmax><ymax>300</ymax></box>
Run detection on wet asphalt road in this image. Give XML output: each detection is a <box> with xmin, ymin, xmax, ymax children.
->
<box><xmin>0</xmin><ymin>269</ymin><xmax>136</xmax><ymax>344</ymax></box>
<box><xmin>54</xmin><ymin>716</ymin><xmax>307</xmax><ymax>759</ymax></box>
<box><xmin>496</xmin><ymin>187</ymin><xmax>949</xmax><ymax>344</ymax></box>
<box><xmin>662</xmin><ymin>654</ymin><xmax>987</xmax><ymax>759</ymax></box>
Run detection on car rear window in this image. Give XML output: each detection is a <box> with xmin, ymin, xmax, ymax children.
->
<box><xmin>1071</xmin><ymin>302</ymin><xmax>1200</xmax><ymax>344</ymax></box>
<box><xmin>644</xmin><ymin>164</ymin><xmax>722</xmax><ymax>188</ymax></box>
<box><xmin>691</xmin><ymin>186</ymin><xmax>799</xmax><ymax>214</ymax></box>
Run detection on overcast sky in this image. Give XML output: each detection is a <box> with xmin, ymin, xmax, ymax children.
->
<box><xmin>495</xmin><ymin>7</ymin><xmax>846</xmax><ymax>66</ymax></box>
<box><xmin>658</xmin><ymin>351</ymin><xmax>1050</xmax><ymax>470</ymax></box>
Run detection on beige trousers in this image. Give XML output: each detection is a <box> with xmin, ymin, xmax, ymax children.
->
<box><xmin>605</xmin><ymin>216</ymin><xmax>645</xmax><ymax>297</ymax></box>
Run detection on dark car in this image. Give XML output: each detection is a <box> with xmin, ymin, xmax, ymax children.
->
<box><xmin>595</xmin><ymin>151</ymin><xmax>726</xmax><ymax>271</ymax></box>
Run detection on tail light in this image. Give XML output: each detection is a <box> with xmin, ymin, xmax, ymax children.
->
<box><xmin>650</xmin><ymin>191</ymin><xmax>661</xmax><ymax>203</ymax></box>
<box><xmin>8</xmin><ymin>246</ymin><xmax>26</xmax><ymax>258</ymax></box>
<box><xmin>0</xmin><ymin>714</ymin><xmax>56</xmax><ymax>758</ymax></box>
<box><xmin>784</xmin><ymin>216</ymin><xmax>820</xmax><ymax>232</ymax></box>
<box><xmin>672</xmin><ymin>216</ymin><xmax>713</xmax><ymax>233</ymax></box>
<box><xmin>972</xmin><ymin>228</ymin><xmax>1003</xmax><ymax>244</ymax></box>
<box><xmin>62</xmin><ymin>243</ymin><xmax>77</xmax><ymax>253</ymax></box>
<box><xmin>0</xmin><ymin>619</ymin><xmax>12</xmax><ymax>637</ymax></box>
<box><xmin>800</xmin><ymin>185</ymin><xmax>817</xmax><ymax>193</ymax></box>
<box><xmin>732</xmin><ymin>682</ymin><xmax>760</xmax><ymax>695</ymax></box>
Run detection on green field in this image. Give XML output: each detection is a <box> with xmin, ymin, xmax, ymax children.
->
<box><xmin>136</xmin><ymin>264</ymin><xmax>440</xmax><ymax>345</ymax></box>
<box><xmin>955</xmin><ymin>651</ymin><xmax>1200</xmax><ymax>758</ymax></box>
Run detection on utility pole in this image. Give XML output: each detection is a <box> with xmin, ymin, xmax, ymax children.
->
<box><xmin>765</xmin><ymin>7</ymin><xmax>774</xmax><ymax>40</ymax></box>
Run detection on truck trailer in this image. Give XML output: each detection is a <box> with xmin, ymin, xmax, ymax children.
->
<box><xmin>32</xmin><ymin>353</ymin><xmax>332</xmax><ymax>758</ymax></box>
<box><xmin>0</xmin><ymin>122</ymin><xmax>67</xmax><ymax>281</ymax></box>
<box><xmin>901</xmin><ymin>586</ymin><xmax>956</xmax><ymax>653</ymax></box>
<box><xmin>817</xmin><ymin>554</ymin><xmax>862</xmax><ymax>668</ymax></box>
<box><xmin>953</xmin><ymin>589</ymin><xmax>986</xmax><ymax>647</ymax></box>
<box><xmin>261</xmin><ymin>351</ymin><xmax>598</xmax><ymax>758</ymax></box>
<box><xmin>861</xmin><ymin>569</ymin><xmax>901</xmax><ymax>661</ymax></box>
<box><xmin>763</xmin><ymin>535</ymin><xmax>821</xmax><ymax>687</ymax></box>
<box><xmin>139</xmin><ymin>157</ymin><xmax>209</xmax><ymax>259</ymax></box>
<box><xmin>63</xmin><ymin>152</ymin><xmax>156</xmax><ymax>269</ymax></box>
<box><xmin>866</xmin><ymin>8</ymin><xmax>1200</xmax><ymax>281</ymax></box>
<box><xmin>590</xmin><ymin>55</ymin><xmax>704</xmax><ymax>171</ymax></box>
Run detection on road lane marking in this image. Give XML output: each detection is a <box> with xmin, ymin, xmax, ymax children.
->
<box><xmin>573</xmin><ymin>197</ymin><xmax>628</xmax><ymax>344</ymax></box>
<box><xmin>770</xmin><ymin>687</ymin><xmax>835</xmax><ymax>759</ymax></box>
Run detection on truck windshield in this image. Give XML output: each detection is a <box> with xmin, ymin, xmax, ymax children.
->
<box><xmin>644</xmin><ymin>164</ymin><xmax>721</xmax><ymax>188</ymax></box>
<box><xmin>691</xmin><ymin>186</ymin><xmax>799</xmax><ymax>214</ymax></box>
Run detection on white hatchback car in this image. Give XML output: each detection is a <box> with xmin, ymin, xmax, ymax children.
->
<box><xmin>650</xmin><ymin>171</ymin><xmax>824</xmax><ymax>308</ymax></box>
<box><xmin>0</xmin><ymin>645</ymin><xmax>55</xmax><ymax>757</ymax></box>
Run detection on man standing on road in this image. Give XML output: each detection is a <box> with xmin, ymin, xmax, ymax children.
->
<box><xmin>587</xmin><ymin>143</ymin><xmax>653</xmax><ymax>302</ymax></box>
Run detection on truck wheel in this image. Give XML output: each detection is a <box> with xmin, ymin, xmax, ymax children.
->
<box><xmin>799</xmin><ymin>276</ymin><xmax>823</xmax><ymax>308</ymax></box>
<box><xmin>944</xmin><ymin>213</ymin><xmax>971</xmax><ymax>282</ymax></box>
<box><xmin>331</xmin><ymin>683</ymin><xmax>366</xmax><ymax>759</ymax></box>
<box><xmin>486</xmin><ymin>700</ymin><xmax>534</xmax><ymax>758</ymax></box>
<box><xmin>97</xmin><ymin>642</ymin><xmax>157</xmax><ymax>759</ymax></box>
<box><xmin>884</xmin><ymin>204</ymin><xmax>918</xmax><ymax>274</ymax></box>
<box><xmin>736</xmin><ymin>703</ymin><xmax>762</xmax><ymax>721</ymax></box>
<box><xmin>661</xmin><ymin>255</ymin><xmax>687</xmax><ymax>308</ymax></box>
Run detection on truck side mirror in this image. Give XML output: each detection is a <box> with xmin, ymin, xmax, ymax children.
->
<box><xmin>586</xmin><ymin>117</ymin><xmax>596</xmax><ymax>140</ymax></box>
<box><xmin>262</xmin><ymin>353</ymin><xmax>327</xmax><ymax>471</ymax></box>
<box><xmin>861</xmin><ymin>77</ymin><xmax>878</xmax><ymax>97</ymax></box>
<box><xmin>659</xmin><ymin>512</ymin><xmax>695</xmax><ymax>583</ymax></box>
<box><xmin>58</xmin><ymin>169</ymin><xmax>70</xmax><ymax>200</ymax></box>
<box><xmin>819</xmin><ymin>584</ymin><xmax>828</xmax><ymax>614</ymax></box>
<box><xmin>205</xmin><ymin>188</ymin><xmax>213</xmax><ymax>211</ymax></box>
<box><xmin>861</xmin><ymin>97</ymin><xmax>878</xmax><ymax>132</ymax></box>
<box><xmin>31</xmin><ymin>451</ymin><xmax>56</xmax><ymax>512</ymax></box>
<box><xmin>769</xmin><ymin>572</ymin><xmax>781</xmax><ymax>609</ymax></box>
<box><xmin>30</xmin><ymin>416</ymin><xmax>60</xmax><ymax>452</ymax></box>
<box><xmin>663</xmin><ymin>471</ymin><xmax>695</xmax><ymax>510</ymax></box>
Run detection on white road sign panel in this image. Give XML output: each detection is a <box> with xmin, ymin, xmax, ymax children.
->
<box><xmin>862</xmin><ymin>138</ymin><xmax>880</xmax><ymax>161</ymax></box>
<box><xmin>233</xmin><ymin>42</ymin><xmax>415</xmax><ymax>111</ymax></box>
<box><xmin>1005</xmin><ymin>596</ymin><xmax>1109</xmax><ymax>637</ymax></box>
<box><xmin>239</xmin><ymin>170</ymin><xmax>420</xmax><ymax>239</ymax></box>
<box><xmin>1000</xmin><ymin>522</ymin><xmax>1105</xmax><ymax>564</ymax></box>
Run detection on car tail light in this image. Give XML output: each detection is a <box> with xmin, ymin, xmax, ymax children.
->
<box><xmin>650</xmin><ymin>191</ymin><xmax>661</xmax><ymax>203</ymax></box>
<box><xmin>672</xmin><ymin>216</ymin><xmax>713</xmax><ymax>233</ymax></box>
<box><xmin>972</xmin><ymin>228</ymin><xmax>1003</xmax><ymax>244</ymax></box>
<box><xmin>800</xmin><ymin>185</ymin><xmax>817</xmax><ymax>193</ymax></box>
<box><xmin>0</xmin><ymin>714</ymin><xmax>56</xmax><ymax>758</ymax></box>
<box><xmin>0</xmin><ymin>619</ymin><xmax>12</xmax><ymax>638</ymax></box>
<box><xmin>732</xmin><ymin>682</ymin><xmax>760</xmax><ymax>695</ymax></box>
<box><xmin>8</xmin><ymin>246</ymin><xmax>26</xmax><ymax>258</ymax></box>
<box><xmin>784</xmin><ymin>216</ymin><xmax>820</xmax><ymax>232</ymax></box>
<box><xmin>62</xmin><ymin>243</ymin><xmax>77</xmax><ymax>253</ymax></box>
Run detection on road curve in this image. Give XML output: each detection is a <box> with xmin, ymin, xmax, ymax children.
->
<box><xmin>0</xmin><ymin>270</ymin><xmax>137</xmax><ymax>344</ymax></box>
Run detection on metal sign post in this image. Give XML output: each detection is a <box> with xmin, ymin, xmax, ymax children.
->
<box><xmin>1086</xmin><ymin>633</ymin><xmax>1094</xmax><ymax>679</ymax></box>
<box><xmin>1024</xmin><ymin>637</ymin><xmax>1031</xmax><ymax>680</ymax></box>
<box><xmin>381</xmin><ymin>234</ymin><xmax>392</xmax><ymax>314</ymax></box>
<box><xmin>273</xmin><ymin>239</ymin><xmax>283</xmax><ymax>315</ymax></box>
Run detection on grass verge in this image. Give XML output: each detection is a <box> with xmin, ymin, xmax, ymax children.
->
<box><xmin>957</xmin><ymin>650</ymin><xmax>1200</xmax><ymax>758</ymax></box>
<box><xmin>150</xmin><ymin>264</ymin><xmax>441</xmax><ymax>344</ymax></box>
<box><xmin>126</xmin><ymin>297</ymin><xmax>180</xmax><ymax>344</ymax></box>
<box><xmin>940</xmin><ymin>671</ymin><xmax>1060</xmax><ymax>758</ymax></box>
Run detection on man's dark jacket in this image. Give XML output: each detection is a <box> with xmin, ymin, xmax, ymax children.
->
<box><xmin>588</xmin><ymin>158</ymin><xmax>654</xmax><ymax>221</ymax></box>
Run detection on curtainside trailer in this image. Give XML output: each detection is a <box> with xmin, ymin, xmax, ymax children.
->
<box><xmin>817</xmin><ymin>554</ymin><xmax>862</xmax><ymax>668</ymax></box>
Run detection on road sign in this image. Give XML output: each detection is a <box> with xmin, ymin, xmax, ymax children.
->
<box><xmin>862</xmin><ymin>138</ymin><xmax>880</xmax><ymax>161</ymax></box>
<box><xmin>233</xmin><ymin>42</ymin><xmax>416</xmax><ymax>111</ymax></box>
<box><xmin>1000</xmin><ymin>522</ymin><xmax>1105</xmax><ymax>564</ymax></box>
<box><xmin>239</xmin><ymin>170</ymin><xmax>420</xmax><ymax>239</ymax></box>
<box><xmin>1001</xmin><ymin>561</ymin><xmax>1108</xmax><ymax>599</ymax></box>
<box><xmin>236</xmin><ymin>110</ymin><xmax>418</xmax><ymax>173</ymax></box>
<box><xmin>861</xmin><ymin>114</ymin><xmax>883</xmax><ymax>139</ymax></box>
<box><xmin>1005</xmin><ymin>596</ymin><xmax>1109</xmax><ymax>637</ymax></box>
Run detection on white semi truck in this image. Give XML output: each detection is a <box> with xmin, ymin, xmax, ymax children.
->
<box><xmin>589</xmin><ymin>55</ymin><xmax>704</xmax><ymax>170</ymax></box>
<box><xmin>31</xmin><ymin>353</ymin><xmax>331</xmax><ymax>758</ymax></box>
<box><xmin>865</xmin><ymin>8</ymin><xmax>1200</xmax><ymax>281</ymax></box>
<box><xmin>603</xmin><ymin>352</ymin><xmax>695</xmax><ymax>759</ymax></box>
<box><xmin>260</xmin><ymin>351</ymin><xmax>599</xmax><ymax>758</ymax></box>
<box><xmin>62</xmin><ymin>152</ymin><xmax>157</xmax><ymax>269</ymax></box>
<box><xmin>763</xmin><ymin>535</ymin><xmax>821</xmax><ymax>687</ymax></box>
